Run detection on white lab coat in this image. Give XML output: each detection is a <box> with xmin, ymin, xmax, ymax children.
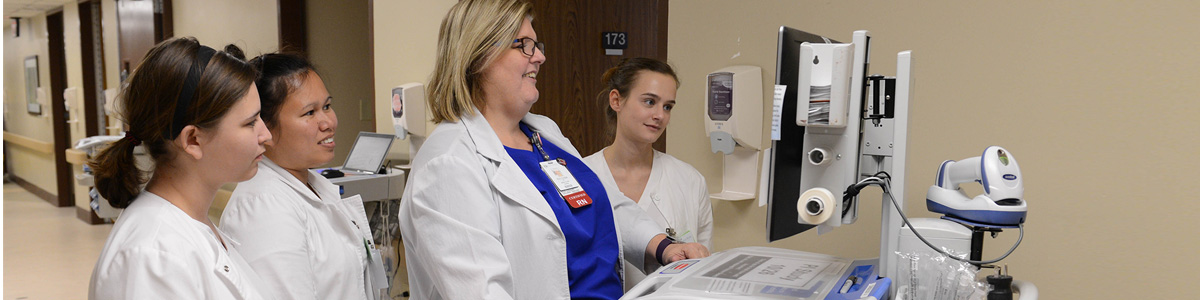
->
<box><xmin>583</xmin><ymin>148</ymin><xmax>714</xmax><ymax>290</ymax></box>
<box><xmin>89</xmin><ymin>192</ymin><xmax>272</xmax><ymax>300</ymax></box>
<box><xmin>397</xmin><ymin>109</ymin><xmax>663</xmax><ymax>299</ymax></box>
<box><xmin>220</xmin><ymin>157</ymin><xmax>387</xmax><ymax>300</ymax></box>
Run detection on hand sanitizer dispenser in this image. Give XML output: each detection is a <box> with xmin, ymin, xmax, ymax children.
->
<box><xmin>390</xmin><ymin>83</ymin><xmax>433</xmax><ymax>157</ymax></box>
<box><xmin>705</xmin><ymin>65</ymin><xmax>763</xmax><ymax>201</ymax></box>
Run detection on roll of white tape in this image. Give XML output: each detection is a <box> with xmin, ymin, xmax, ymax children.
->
<box><xmin>797</xmin><ymin>188</ymin><xmax>835</xmax><ymax>225</ymax></box>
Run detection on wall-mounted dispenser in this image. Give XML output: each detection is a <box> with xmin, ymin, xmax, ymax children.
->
<box><xmin>103</xmin><ymin>88</ymin><xmax>122</xmax><ymax>135</ymax></box>
<box><xmin>704</xmin><ymin>65</ymin><xmax>763</xmax><ymax>201</ymax></box>
<box><xmin>63</xmin><ymin>87</ymin><xmax>82</xmax><ymax>134</ymax></box>
<box><xmin>390</xmin><ymin>83</ymin><xmax>432</xmax><ymax>157</ymax></box>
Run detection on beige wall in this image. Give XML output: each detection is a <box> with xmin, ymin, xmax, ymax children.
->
<box><xmin>669</xmin><ymin>1</ymin><xmax>1200</xmax><ymax>298</ymax></box>
<box><xmin>4</xmin><ymin>14</ymin><xmax>59</xmax><ymax>194</ymax></box>
<box><xmin>308</xmin><ymin>0</ymin><xmax>373</xmax><ymax>167</ymax></box>
<box><xmin>0</xmin><ymin>0</ymin><xmax>1176</xmax><ymax>297</ymax></box>
<box><xmin>100</xmin><ymin>0</ymin><xmax>120</xmax><ymax>136</ymax></box>
<box><xmin>102</xmin><ymin>0</ymin><xmax>119</xmax><ymax>92</ymax></box>
<box><xmin>63</xmin><ymin>5</ymin><xmax>83</xmax><ymax>114</ymax></box>
<box><xmin>170</xmin><ymin>0</ymin><xmax>278</xmax><ymax>217</ymax></box>
<box><xmin>2</xmin><ymin>0</ymin><xmax>279</xmax><ymax>201</ymax></box>
<box><xmin>172</xmin><ymin>0</ymin><xmax>278</xmax><ymax>55</ymax></box>
<box><xmin>169</xmin><ymin>0</ymin><xmax>374</xmax><ymax>168</ymax></box>
<box><xmin>371</xmin><ymin>0</ymin><xmax>455</xmax><ymax>162</ymax></box>
<box><xmin>0</xmin><ymin>0</ymin><xmax>1169</xmax><ymax>295</ymax></box>
<box><xmin>62</xmin><ymin>4</ymin><xmax>91</xmax><ymax>212</ymax></box>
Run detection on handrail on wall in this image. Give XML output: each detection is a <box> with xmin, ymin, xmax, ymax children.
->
<box><xmin>3</xmin><ymin>131</ymin><xmax>55</xmax><ymax>154</ymax></box>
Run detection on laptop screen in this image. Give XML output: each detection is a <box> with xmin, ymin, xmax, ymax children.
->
<box><xmin>341</xmin><ymin>132</ymin><xmax>395</xmax><ymax>174</ymax></box>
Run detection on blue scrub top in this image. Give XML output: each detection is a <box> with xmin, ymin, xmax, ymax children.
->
<box><xmin>503</xmin><ymin>123</ymin><xmax>623</xmax><ymax>300</ymax></box>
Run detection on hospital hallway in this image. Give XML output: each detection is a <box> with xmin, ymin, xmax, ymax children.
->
<box><xmin>3</xmin><ymin>182</ymin><xmax>111</xmax><ymax>299</ymax></box>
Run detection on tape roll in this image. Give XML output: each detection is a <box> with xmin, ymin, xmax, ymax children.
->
<box><xmin>797</xmin><ymin>188</ymin><xmax>835</xmax><ymax>225</ymax></box>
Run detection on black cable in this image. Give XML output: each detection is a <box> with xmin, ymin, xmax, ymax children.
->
<box><xmin>842</xmin><ymin>171</ymin><xmax>892</xmax><ymax>214</ymax></box>
<box><xmin>843</xmin><ymin>171</ymin><xmax>1023</xmax><ymax>264</ymax></box>
<box><xmin>876</xmin><ymin>179</ymin><xmax>1024</xmax><ymax>265</ymax></box>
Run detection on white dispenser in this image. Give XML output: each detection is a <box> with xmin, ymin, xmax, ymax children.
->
<box><xmin>103</xmin><ymin>88</ymin><xmax>122</xmax><ymax>135</ymax></box>
<box><xmin>704</xmin><ymin>65</ymin><xmax>763</xmax><ymax>201</ymax></box>
<box><xmin>390</xmin><ymin>83</ymin><xmax>433</xmax><ymax>156</ymax></box>
<box><xmin>64</xmin><ymin>87</ymin><xmax>83</xmax><ymax>134</ymax></box>
<box><xmin>796</xmin><ymin>42</ymin><xmax>854</xmax><ymax>128</ymax></box>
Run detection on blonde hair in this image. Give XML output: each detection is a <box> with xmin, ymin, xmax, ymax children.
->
<box><xmin>428</xmin><ymin>0</ymin><xmax>533</xmax><ymax>123</ymax></box>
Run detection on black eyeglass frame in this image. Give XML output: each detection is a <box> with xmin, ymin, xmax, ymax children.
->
<box><xmin>511</xmin><ymin>37</ymin><xmax>545</xmax><ymax>57</ymax></box>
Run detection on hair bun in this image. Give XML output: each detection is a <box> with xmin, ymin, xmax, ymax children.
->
<box><xmin>223</xmin><ymin>44</ymin><xmax>246</xmax><ymax>61</ymax></box>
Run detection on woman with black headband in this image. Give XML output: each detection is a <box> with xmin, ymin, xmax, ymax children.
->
<box><xmin>87</xmin><ymin>37</ymin><xmax>275</xmax><ymax>299</ymax></box>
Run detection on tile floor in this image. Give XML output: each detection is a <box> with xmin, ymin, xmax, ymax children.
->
<box><xmin>4</xmin><ymin>182</ymin><xmax>112</xmax><ymax>299</ymax></box>
<box><xmin>2</xmin><ymin>183</ymin><xmax>411</xmax><ymax>299</ymax></box>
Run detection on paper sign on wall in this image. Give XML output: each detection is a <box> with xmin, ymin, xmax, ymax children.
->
<box><xmin>771</xmin><ymin>85</ymin><xmax>786</xmax><ymax>141</ymax></box>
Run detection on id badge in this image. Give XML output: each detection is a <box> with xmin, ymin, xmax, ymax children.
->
<box><xmin>540</xmin><ymin>160</ymin><xmax>592</xmax><ymax>208</ymax></box>
<box><xmin>367</xmin><ymin>244</ymin><xmax>389</xmax><ymax>289</ymax></box>
<box><xmin>675</xmin><ymin>229</ymin><xmax>696</xmax><ymax>244</ymax></box>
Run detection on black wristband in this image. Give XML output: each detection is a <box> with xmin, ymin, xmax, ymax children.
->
<box><xmin>654</xmin><ymin>238</ymin><xmax>673</xmax><ymax>265</ymax></box>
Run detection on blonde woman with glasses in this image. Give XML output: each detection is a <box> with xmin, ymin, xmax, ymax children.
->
<box><xmin>397</xmin><ymin>0</ymin><xmax>709</xmax><ymax>299</ymax></box>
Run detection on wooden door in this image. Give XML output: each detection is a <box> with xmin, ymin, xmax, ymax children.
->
<box><xmin>117</xmin><ymin>0</ymin><xmax>172</xmax><ymax>84</ymax></box>
<box><xmin>527</xmin><ymin>0</ymin><xmax>669</xmax><ymax>156</ymax></box>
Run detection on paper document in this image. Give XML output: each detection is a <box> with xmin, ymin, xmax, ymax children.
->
<box><xmin>771</xmin><ymin>85</ymin><xmax>786</xmax><ymax>140</ymax></box>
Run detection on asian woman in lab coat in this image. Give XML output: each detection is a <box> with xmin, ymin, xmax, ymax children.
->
<box><xmin>396</xmin><ymin>0</ymin><xmax>710</xmax><ymax>299</ymax></box>
<box><xmin>88</xmin><ymin>37</ymin><xmax>274</xmax><ymax>299</ymax></box>
<box><xmin>583</xmin><ymin>58</ymin><xmax>714</xmax><ymax>291</ymax></box>
<box><xmin>218</xmin><ymin>53</ymin><xmax>388</xmax><ymax>300</ymax></box>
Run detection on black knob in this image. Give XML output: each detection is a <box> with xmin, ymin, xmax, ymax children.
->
<box><xmin>986</xmin><ymin>274</ymin><xmax>1013</xmax><ymax>300</ymax></box>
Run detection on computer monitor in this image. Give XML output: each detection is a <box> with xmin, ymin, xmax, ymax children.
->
<box><xmin>765</xmin><ymin>26</ymin><xmax>840</xmax><ymax>242</ymax></box>
<box><xmin>341</xmin><ymin>132</ymin><xmax>396</xmax><ymax>174</ymax></box>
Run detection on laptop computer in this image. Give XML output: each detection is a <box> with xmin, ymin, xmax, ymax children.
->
<box><xmin>339</xmin><ymin>131</ymin><xmax>396</xmax><ymax>175</ymax></box>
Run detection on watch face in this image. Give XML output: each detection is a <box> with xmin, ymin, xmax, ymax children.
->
<box><xmin>707</xmin><ymin>72</ymin><xmax>733</xmax><ymax>121</ymax></box>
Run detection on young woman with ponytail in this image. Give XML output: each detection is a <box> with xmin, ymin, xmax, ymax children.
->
<box><xmin>87</xmin><ymin>37</ymin><xmax>275</xmax><ymax>299</ymax></box>
<box><xmin>582</xmin><ymin>57</ymin><xmax>714</xmax><ymax>291</ymax></box>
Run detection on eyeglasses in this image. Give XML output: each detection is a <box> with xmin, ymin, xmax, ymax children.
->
<box><xmin>512</xmin><ymin>37</ymin><xmax>545</xmax><ymax>57</ymax></box>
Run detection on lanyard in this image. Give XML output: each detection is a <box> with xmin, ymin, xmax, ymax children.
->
<box><xmin>524</xmin><ymin>126</ymin><xmax>591</xmax><ymax>208</ymax></box>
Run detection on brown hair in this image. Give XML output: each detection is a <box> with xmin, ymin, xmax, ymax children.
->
<box><xmin>427</xmin><ymin>0</ymin><xmax>534</xmax><ymax>123</ymax></box>
<box><xmin>88</xmin><ymin>37</ymin><xmax>256</xmax><ymax>208</ymax></box>
<box><xmin>248</xmin><ymin>52</ymin><xmax>318</xmax><ymax>128</ymax></box>
<box><xmin>597</xmin><ymin>57</ymin><xmax>680</xmax><ymax>135</ymax></box>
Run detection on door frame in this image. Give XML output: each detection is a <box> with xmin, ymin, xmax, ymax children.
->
<box><xmin>47</xmin><ymin>10</ymin><xmax>74</xmax><ymax>207</ymax></box>
<box><xmin>76</xmin><ymin>0</ymin><xmax>108</xmax><ymax>223</ymax></box>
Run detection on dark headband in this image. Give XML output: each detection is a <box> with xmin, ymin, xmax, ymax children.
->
<box><xmin>166</xmin><ymin>46</ymin><xmax>217</xmax><ymax>140</ymax></box>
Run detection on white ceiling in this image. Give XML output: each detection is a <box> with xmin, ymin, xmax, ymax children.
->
<box><xmin>4</xmin><ymin>0</ymin><xmax>83</xmax><ymax>19</ymax></box>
